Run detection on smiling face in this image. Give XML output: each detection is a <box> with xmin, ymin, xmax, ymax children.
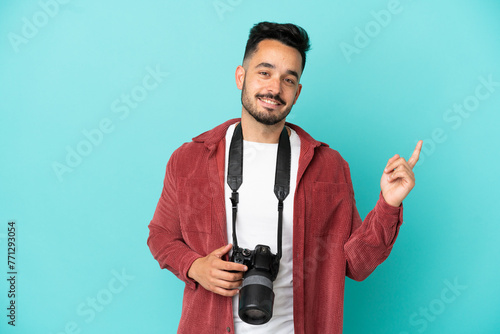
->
<box><xmin>236</xmin><ymin>39</ymin><xmax>303</xmax><ymax>126</ymax></box>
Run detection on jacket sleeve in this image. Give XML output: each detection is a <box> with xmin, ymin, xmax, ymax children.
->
<box><xmin>343</xmin><ymin>160</ymin><xmax>403</xmax><ymax>281</ymax></box>
<box><xmin>147</xmin><ymin>148</ymin><xmax>201</xmax><ymax>289</ymax></box>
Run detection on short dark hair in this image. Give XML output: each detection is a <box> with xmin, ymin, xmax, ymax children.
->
<box><xmin>243</xmin><ymin>21</ymin><xmax>311</xmax><ymax>73</ymax></box>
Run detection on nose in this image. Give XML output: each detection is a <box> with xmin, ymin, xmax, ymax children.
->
<box><xmin>266</xmin><ymin>76</ymin><xmax>282</xmax><ymax>95</ymax></box>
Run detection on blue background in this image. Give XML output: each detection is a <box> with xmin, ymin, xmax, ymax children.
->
<box><xmin>1</xmin><ymin>0</ymin><xmax>499</xmax><ymax>333</ymax></box>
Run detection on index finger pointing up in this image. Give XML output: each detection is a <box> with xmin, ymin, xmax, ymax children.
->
<box><xmin>408</xmin><ymin>140</ymin><xmax>423</xmax><ymax>169</ymax></box>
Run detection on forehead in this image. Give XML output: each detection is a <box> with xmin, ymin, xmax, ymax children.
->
<box><xmin>247</xmin><ymin>39</ymin><xmax>303</xmax><ymax>76</ymax></box>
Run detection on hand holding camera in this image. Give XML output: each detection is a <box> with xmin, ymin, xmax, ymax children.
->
<box><xmin>187</xmin><ymin>243</ymin><xmax>248</xmax><ymax>297</ymax></box>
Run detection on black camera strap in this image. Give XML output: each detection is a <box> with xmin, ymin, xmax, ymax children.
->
<box><xmin>227</xmin><ymin>122</ymin><xmax>291</xmax><ymax>260</ymax></box>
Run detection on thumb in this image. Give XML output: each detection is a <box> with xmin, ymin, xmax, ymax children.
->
<box><xmin>212</xmin><ymin>243</ymin><xmax>232</xmax><ymax>258</ymax></box>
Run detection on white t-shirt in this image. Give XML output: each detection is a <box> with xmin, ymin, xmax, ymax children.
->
<box><xmin>224</xmin><ymin>123</ymin><xmax>301</xmax><ymax>333</ymax></box>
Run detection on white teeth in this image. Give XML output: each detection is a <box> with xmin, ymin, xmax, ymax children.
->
<box><xmin>260</xmin><ymin>98</ymin><xmax>278</xmax><ymax>105</ymax></box>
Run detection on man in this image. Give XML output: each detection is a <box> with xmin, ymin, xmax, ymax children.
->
<box><xmin>148</xmin><ymin>22</ymin><xmax>422</xmax><ymax>333</ymax></box>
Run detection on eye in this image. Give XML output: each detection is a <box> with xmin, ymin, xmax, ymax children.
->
<box><xmin>285</xmin><ymin>78</ymin><xmax>295</xmax><ymax>85</ymax></box>
<box><xmin>259</xmin><ymin>71</ymin><xmax>270</xmax><ymax>77</ymax></box>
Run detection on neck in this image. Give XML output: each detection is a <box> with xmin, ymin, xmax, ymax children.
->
<box><xmin>240</xmin><ymin>109</ymin><xmax>288</xmax><ymax>143</ymax></box>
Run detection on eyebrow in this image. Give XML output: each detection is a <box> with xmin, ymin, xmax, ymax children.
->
<box><xmin>255</xmin><ymin>62</ymin><xmax>299</xmax><ymax>80</ymax></box>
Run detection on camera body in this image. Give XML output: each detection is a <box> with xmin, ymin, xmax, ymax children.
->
<box><xmin>231</xmin><ymin>244</ymin><xmax>280</xmax><ymax>280</ymax></box>
<box><xmin>230</xmin><ymin>244</ymin><xmax>280</xmax><ymax>325</ymax></box>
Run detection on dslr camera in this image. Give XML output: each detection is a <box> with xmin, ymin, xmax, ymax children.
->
<box><xmin>231</xmin><ymin>244</ymin><xmax>280</xmax><ymax>325</ymax></box>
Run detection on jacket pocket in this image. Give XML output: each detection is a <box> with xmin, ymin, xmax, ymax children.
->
<box><xmin>310</xmin><ymin>181</ymin><xmax>352</xmax><ymax>237</ymax></box>
<box><xmin>177</xmin><ymin>177</ymin><xmax>212</xmax><ymax>234</ymax></box>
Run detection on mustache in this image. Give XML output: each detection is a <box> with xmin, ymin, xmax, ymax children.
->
<box><xmin>255</xmin><ymin>93</ymin><xmax>286</xmax><ymax>105</ymax></box>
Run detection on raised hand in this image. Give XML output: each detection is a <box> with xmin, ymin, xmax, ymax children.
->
<box><xmin>187</xmin><ymin>244</ymin><xmax>247</xmax><ymax>297</ymax></box>
<box><xmin>380</xmin><ymin>140</ymin><xmax>423</xmax><ymax>207</ymax></box>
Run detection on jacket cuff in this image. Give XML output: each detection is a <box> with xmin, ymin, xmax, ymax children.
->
<box><xmin>180</xmin><ymin>251</ymin><xmax>203</xmax><ymax>290</ymax></box>
<box><xmin>375</xmin><ymin>192</ymin><xmax>403</xmax><ymax>226</ymax></box>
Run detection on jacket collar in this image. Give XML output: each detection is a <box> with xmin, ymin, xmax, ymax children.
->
<box><xmin>192</xmin><ymin>118</ymin><xmax>328</xmax><ymax>149</ymax></box>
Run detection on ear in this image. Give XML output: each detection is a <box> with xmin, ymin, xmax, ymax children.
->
<box><xmin>235</xmin><ymin>65</ymin><xmax>245</xmax><ymax>90</ymax></box>
<box><xmin>292</xmin><ymin>83</ymin><xmax>302</xmax><ymax>105</ymax></box>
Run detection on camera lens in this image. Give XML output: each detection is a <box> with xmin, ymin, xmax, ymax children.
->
<box><xmin>244</xmin><ymin>308</ymin><xmax>267</xmax><ymax>322</ymax></box>
<box><xmin>238</xmin><ymin>270</ymin><xmax>274</xmax><ymax>325</ymax></box>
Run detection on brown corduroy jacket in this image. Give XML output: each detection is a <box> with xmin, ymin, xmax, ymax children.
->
<box><xmin>148</xmin><ymin>118</ymin><xmax>403</xmax><ymax>333</ymax></box>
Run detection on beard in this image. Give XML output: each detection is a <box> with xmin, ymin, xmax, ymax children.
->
<box><xmin>241</xmin><ymin>80</ymin><xmax>293</xmax><ymax>126</ymax></box>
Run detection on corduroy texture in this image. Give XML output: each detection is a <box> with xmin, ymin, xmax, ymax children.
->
<box><xmin>147</xmin><ymin>119</ymin><xmax>402</xmax><ymax>334</ymax></box>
